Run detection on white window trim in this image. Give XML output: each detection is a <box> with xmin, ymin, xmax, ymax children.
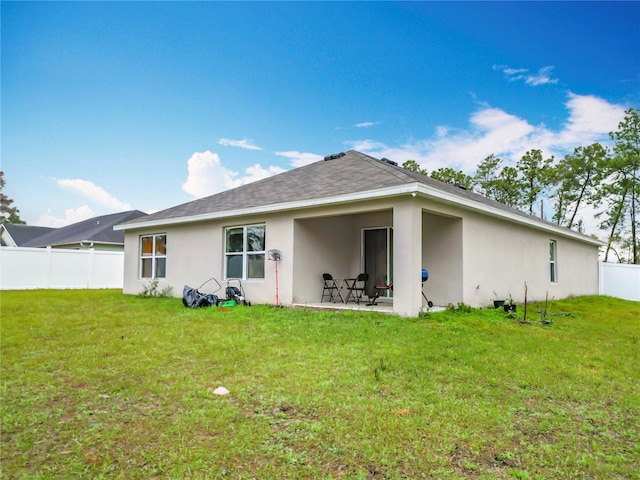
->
<box><xmin>140</xmin><ymin>234</ymin><xmax>167</xmax><ymax>279</ymax></box>
<box><xmin>224</xmin><ymin>224</ymin><xmax>266</xmax><ymax>280</ymax></box>
<box><xmin>549</xmin><ymin>239</ymin><xmax>557</xmax><ymax>283</ymax></box>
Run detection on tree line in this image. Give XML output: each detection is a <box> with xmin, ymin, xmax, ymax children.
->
<box><xmin>2</xmin><ymin>109</ymin><xmax>638</xmax><ymax>263</ymax></box>
<box><xmin>402</xmin><ymin>108</ymin><xmax>639</xmax><ymax>264</ymax></box>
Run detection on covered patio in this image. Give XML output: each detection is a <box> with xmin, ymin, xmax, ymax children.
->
<box><xmin>290</xmin><ymin>201</ymin><xmax>462</xmax><ymax>316</ymax></box>
<box><xmin>292</xmin><ymin>300</ymin><xmax>446</xmax><ymax>315</ymax></box>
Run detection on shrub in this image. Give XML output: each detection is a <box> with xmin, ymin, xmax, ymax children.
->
<box><xmin>139</xmin><ymin>278</ymin><xmax>173</xmax><ymax>297</ymax></box>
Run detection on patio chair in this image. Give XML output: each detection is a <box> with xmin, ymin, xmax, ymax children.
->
<box><xmin>344</xmin><ymin>273</ymin><xmax>369</xmax><ymax>304</ymax></box>
<box><xmin>367</xmin><ymin>269</ymin><xmax>434</xmax><ymax>307</ymax></box>
<box><xmin>321</xmin><ymin>273</ymin><xmax>344</xmax><ymax>303</ymax></box>
<box><xmin>366</xmin><ymin>282</ymin><xmax>393</xmax><ymax>306</ymax></box>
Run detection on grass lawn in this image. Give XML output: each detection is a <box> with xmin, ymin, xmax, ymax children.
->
<box><xmin>1</xmin><ymin>290</ymin><xmax>638</xmax><ymax>479</ymax></box>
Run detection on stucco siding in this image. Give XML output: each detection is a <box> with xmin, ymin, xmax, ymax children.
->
<box><xmin>122</xmin><ymin>193</ymin><xmax>600</xmax><ymax>314</ymax></box>
<box><xmin>123</xmin><ymin>214</ymin><xmax>292</xmax><ymax>305</ymax></box>
<box><xmin>292</xmin><ymin>215</ymin><xmax>353</xmax><ymax>304</ymax></box>
<box><xmin>123</xmin><ymin>222</ymin><xmax>224</xmax><ymax>297</ymax></box>
<box><xmin>460</xmin><ymin>210</ymin><xmax>599</xmax><ymax>307</ymax></box>
<box><xmin>422</xmin><ymin>211</ymin><xmax>463</xmax><ymax>307</ymax></box>
<box><xmin>292</xmin><ymin>208</ymin><xmax>394</xmax><ymax>305</ymax></box>
<box><xmin>552</xmin><ymin>236</ymin><xmax>600</xmax><ymax>298</ymax></box>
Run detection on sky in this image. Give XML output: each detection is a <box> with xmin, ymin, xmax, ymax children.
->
<box><xmin>2</xmin><ymin>1</ymin><xmax>639</xmax><ymax>232</ymax></box>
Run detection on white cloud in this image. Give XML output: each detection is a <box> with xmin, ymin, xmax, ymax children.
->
<box><xmin>525</xmin><ymin>66</ymin><xmax>559</xmax><ymax>86</ymax></box>
<box><xmin>275</xmin><ymin>150</ymin><xmax>324</xmax><ymax>168</ymax></box>
<box><xmin>57</xmin><ymin>178</ymin><xmax>131</xmax><ymax>210</ymax></box>
<box><xmin>435</xmin><ymin>126</ymin><xmax>451</xmax><ymax>138</ymax></box>
<box><xmin>347</xmin><ymin>93</ymin><xmax>627</xmax><ymax>174</ymax></box>
<box><xmin>34</xmin><ymin>205</ymin><xmax>95</xmax><ymax>227</ymax></box>
<box><xmin>503</xmin><ymin>67</ymin><xmax>528</xmax><ymax>76</ymax></box>
<box><xmin>354</xmin><ymin>121</ymin><xmax>379</xmax><ymax>128</ymax></box>
<box><xmin>562</xmin><ymin>92</ymin><xmax>626</xmax><ymax>137</ymax></box>
<box><xmin>494</xmin><ymin>64</ymin><xmax>559</xmax><ymax>86</ymax></box>
<box><xmin>182</xmin><ymin>151</ymin><xmax>289</xmax><ymax>198</ymax></box>
<box><xmin>182</xmin><ymin>151</ymin><xmax>241</xmax><ymax>198</ymax></box>
<box><xmin>347</xmin><ymin>94</ymin><xmax>627</xmax><ymax>239</ymax></box>
<box><xmin>218</xmin><ymin>138</ymin><xmax>263</xmax><ymax>150</ymax></box>
<box><xmin>243</xmin><ymin>163</ymin><xmax>287</xmax><ymax>183</ymax></box>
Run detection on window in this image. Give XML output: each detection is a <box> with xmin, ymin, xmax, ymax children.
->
<box><xmin>140</xmin><ymin>234</ymin><xmax>167</xmax><ymax>278</ymax></box>
<box><xmin>225</xmin><ymin>224</ymin><xmax>265</xmax><ymax>279</ymax></box>
<box><xmin>549</xmin><ymin>240</ymin><xmax>557</xmax><ymax>283</ymax></box>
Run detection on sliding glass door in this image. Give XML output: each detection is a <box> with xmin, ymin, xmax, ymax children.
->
<box><xmin>363</xmin><ymin>227</ymin><xmax>393</xmax><ymax>298</ymax></box>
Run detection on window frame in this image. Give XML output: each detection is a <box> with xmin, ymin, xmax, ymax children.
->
<box><xmin>224</xmin><ymin>224</ymin><xmax>266</xmax><ymax>280</ymax></box>
<box><xmin>140</xmin><ymin>234</ymin><xmax>167</xmax><ymax>279</ymax></box>
<box><xmin>549</xmin><ymin>239</ymin><xmax>557</xmax><ymax>283</ymax></box>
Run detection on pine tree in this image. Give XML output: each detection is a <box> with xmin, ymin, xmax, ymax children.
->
<box><xmin>0</xmin><ymin>171</ymin><xmax>26</xmax><ymax>224</ymax></box>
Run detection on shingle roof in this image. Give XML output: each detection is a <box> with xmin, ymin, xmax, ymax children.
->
<box><xmin>120</xmin><ymin>151</ymin><xmax>423</xmax><ymax>224</ymax></box>
<box><xmin>115</xmin><ymin>151</ymin><xmax>601</xmax><ymax>245</ymax></box>
<box><xmin>23</xmin><ymin>210</ymin><xmax>147</xmax><ymax>247</ymax></box>
<box><xmin>1</xmin><ymin>224</ymin><xmax>56</xmax><ymax>246</ymax></box>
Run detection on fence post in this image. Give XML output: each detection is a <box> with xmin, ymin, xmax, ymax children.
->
<box><xmin>45</xmin><ymin>246</ymin><xmax>52</xmax><ymax>288</ymax></box>
<box><xmin>88</xmin><ymin>248</ymin><xmax>95</xmax><ymax>289</ymax></box>
<box><xmin>599</xmin><ymin>261</ymin><xmax>602</xmax><ymax>295</ymax></box>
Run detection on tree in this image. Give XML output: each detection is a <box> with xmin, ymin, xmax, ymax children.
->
<box><xmin>0</xmin><ymin>171</ymin><xmax>25</xmax><ymax>224</ymax></box>
<box><xmin>516</xmin><ymin>149</ymin><xmax>555</xmax><ymax>217</ymax></box>
<box><xmin>430</xmin><ymin>167</ymin><xmax>474</xmax><ymax>190</ymax></box>
<box><xmin>401</xmin><ymin>160</ymin><xmax>427</xmax><ymax>176</ymax></box>
<box><xmin>600</xmin><ymin>107</ymin><xmax>640</xmax><ymax>263</ymax></box>
<box><xmin>473</xmin><ymin>154</ymin><xmax>504</xmax><ymax>198</ymax></box>
<box><xmin>493</xmin><ymin>165</ymin><xmax>523</xmax><ymax>208</ymax></box>
<box><xmin>552</xmin><ymin>143</ymin><xmax>608</xmax><ymax>229</ymax></box>
<box><xmin>596</xmin><ymin>182</ymin><xmax>629</xmax><ymax>262</ymax></box>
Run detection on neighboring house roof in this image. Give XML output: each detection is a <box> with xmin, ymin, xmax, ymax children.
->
<box><xmin>22</xmin><ymin>210</ymin><xmax>148</xmax><ymax>248</ymax></box>
<box><xmin>0</xmin><ymin>224</ymin><xmax>57</xmax><ymax>247</ymax></box>
<box><xmin>115</xmin><ymin>150</ymin><xmax>603</xmax><ymax>246</ymax></box>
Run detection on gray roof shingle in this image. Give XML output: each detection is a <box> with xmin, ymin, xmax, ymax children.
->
<box><xmin>115</xmin><ymin>151</ymin><xmax>600</xmax><ymax>244</ymax></box>
<box><xmin>23</xmin><ymin>210</ymin><xmax>147</xmax><ymax>247</ymax></box>
<box><xmin>121</xmin><ymin>151</ymin><xmax>422</xmax><ymax>224</ymax></box>
<box><xmin>1</xmin><ymin>224</ymin><xmax>56</xmax><ymax>246</ymax></box>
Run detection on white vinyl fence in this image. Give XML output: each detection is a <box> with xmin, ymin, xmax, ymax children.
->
<box><xmin>0</xmin><ymin>247</ymin><xmax>124</xmax><ymax>290</ymax></box>
<box><xmin>599</xmin><ymin>262</ymin><xmax>640</xmax><ymax>302</ymax></box>
<box><xmin>1</xmin><ymin>248</ymin><xmax>639</xmax><ymax>301</ymax></box>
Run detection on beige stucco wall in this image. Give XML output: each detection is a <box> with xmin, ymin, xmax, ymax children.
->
<box><xmin>122</xmin><ymin>194</ymin><xmax>600</xmax><ymax>314</ymax></box>
<box><xmin>460</xmin><ymin>209</ymin><xmax>600</xmax><ymax>306</ymax></box>
<box><xmin>291</xmin><ymin>205</ymin><xmax>394</xmax><ymax>305</ymax></box>
<box><xmin>123</xmin><ymin>213</ymin><xmax>291</xmax><ymax>305</ymax></box>
<box><xmin>422</xmin><ymin>211</ymin><xmax>463</xmax><ymax>307</ymax></box>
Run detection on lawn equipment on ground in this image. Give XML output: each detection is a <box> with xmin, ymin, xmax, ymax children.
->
<box><xmin>182</xmin><ymin>277</ymin><xmax>221</xmax><ymax>308</ymax></box>
<box><xmin>221</xmin><ymin>279</ymin><xmax>250</xmax><ymax>306</ymax></box>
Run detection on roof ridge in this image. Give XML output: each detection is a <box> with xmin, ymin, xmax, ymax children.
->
<box><xmin>357</xmin><ymin>153</ymin><xmax>420</xmax><ymax>184</ymax></box>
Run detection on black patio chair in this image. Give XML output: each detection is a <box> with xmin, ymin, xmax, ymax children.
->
<box><xmin>344</xmin><ymin>273</ymin><xmax>369</xmax><ymax>304</ymax></box>
<box><xmin>321</xmin><ymin>273</ymin><xmax>344</xmax><ymax>303</ymax></box>
<box><xmin>367</xmin><ymin>269</ymin><xmax>434</xmax><ymax>307</ymax></box>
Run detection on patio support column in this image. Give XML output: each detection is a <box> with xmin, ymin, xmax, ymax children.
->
<box><xmin>392</xmin><ymin>198</ymin><xmax>422</xmax><ymax>317</ymax></box>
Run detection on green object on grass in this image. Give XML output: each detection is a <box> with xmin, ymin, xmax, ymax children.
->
<box><xmin>219</xmin><ymin>300</ymin><xmax>236</xmax><ymax>307</ymax></box>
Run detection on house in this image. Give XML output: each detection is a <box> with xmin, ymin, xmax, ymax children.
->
<box><xmin>115</xmin><ymin>151</ymin><xmax>604</xmax><ymax>317</ymax></box>
<box><xmin>10</xmin><ymin>210</ymin><xmax>148</xmax><ymax>251</ymax></box>
<box><xmin>1</xmin><ymin>224</ymin><xmax>56</xmax><ymax>247</ymax></box>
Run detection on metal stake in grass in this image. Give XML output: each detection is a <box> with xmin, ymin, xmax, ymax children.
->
<box><xmin>523</xmin><ymin>281</ymin><xmax>528</xmax><ymax>323</ymax></box>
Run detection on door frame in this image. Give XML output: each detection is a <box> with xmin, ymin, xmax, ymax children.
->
<box><xmin>361</xmin><ymin>226</ymin><xmax>393</xmax><ymax>298</ymax></box>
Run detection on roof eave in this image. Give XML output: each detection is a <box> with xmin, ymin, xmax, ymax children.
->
<box><xmin>115</xmin><ymin>182</ymin><xmax>605</xmax><ymax>247</ymax></box>
<box><xmin>414</xmin><ymin>184</ymin><xmax>606</xmax><ymax>247</ymax></box>
<box><xmin>113</xmin><ymin>184</ymin><xmax>419</xmax><ymax>231</ymax></box>
<box><xmin>30</xmin><ymin>240</ymin><xmax>125</xmax><ymax>248</ymax></box>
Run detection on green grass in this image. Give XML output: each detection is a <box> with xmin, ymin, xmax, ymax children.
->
<box><xmin>1</xmin><ymin>291</ymin><xmax>638</xmax><ymax>479</ymax></box>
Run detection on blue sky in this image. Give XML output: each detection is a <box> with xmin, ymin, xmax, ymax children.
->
<box><xmin>2</xmin><ymin>1</ymin><xmax>639</xmax><ymax>228</ymax></box>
